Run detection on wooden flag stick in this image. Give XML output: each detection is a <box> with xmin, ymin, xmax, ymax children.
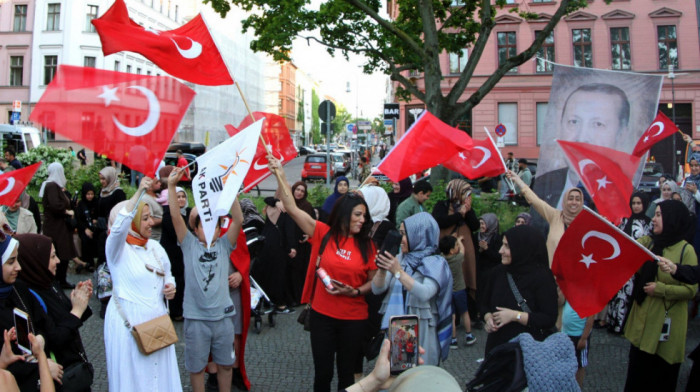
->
<box><xmin>234</xmin><ymin>81</ymin><xmax>288</xmax><ymax>196</ymax></box>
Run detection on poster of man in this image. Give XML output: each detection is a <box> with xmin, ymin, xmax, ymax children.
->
<box><xmin>532</xmin><ymin>65</ymin><xmax>663</xmax><ymax>221</ymax></box>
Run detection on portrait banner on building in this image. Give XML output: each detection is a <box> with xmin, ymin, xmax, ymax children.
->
<box><xmin>532</xmin><ymin>64</ymin><xmax>663</xmax><ymax>216</ymax></box>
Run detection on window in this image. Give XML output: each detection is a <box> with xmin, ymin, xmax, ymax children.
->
<box><xmin>10</xmin><ymin>57</ymin><xmax>23</xmax><ymax>86</ymax></box>
<box><xmin>136</xmin><ymin>68</ymin><xmax>142</xmax><ymax>74</ymax></box>
<box><xmin>657</xmin><ymin>25</ymin><xmax>678</xmax><ymax>70</ymax></box>
<box><xmin>13</xmin><ymin>5</ymin><xmax>27</xmax><ymax>32</ymax></box>
<box><xmin>175</xmin><ymin>5</ymin><xmax>178</xmax><ymax>21</ymax></box>
<box><xmin>44</xmin><ymin>55</ymin><xmax>58</xmax><ymax>85</ymax></box>
<box><xmin>147</xmin><ymin>70</ymin><xmax>151</xmax><ymax>75</ymax></box>
<box><xmin>84</xmin><ymin>56</ymin><xmax>96</xmax><ymax>68</ymax></box>
<box><xmin>536</xmin><ymin>103</ymin><xmax>548</xmax><ymax>146</ymax></box>
<box><xmin>572</xmin><ymin>28</ymin><xmax>592</xmax><ymax>68</ymax></box>
<box><xmin>86</xmin><ymin>5</ymin><xmax>98</xmax><ymax>32</ymax></box>
<box><xmin>610</xmin><ymin>27</ymin><xmax>631</xmax><ymax>70</ymax></box>
<box><xmin>498</xmin><ymin>103</ymin><xmax>518</xmax><ymax>145</ymax></box>
<box><xmin>46</xmin><ymin>3</ymin><xmax>61</xmax><ymax>31</ymax></box>
<box><xmin>126</xmin><ymin>65</ymin><xmax>132</xmax><ymax>73</ymax></box>
<box><xmin>449</xmin><ymin>49</ymin><xmax>468</xmax><ymax>74</ymax></box>
<box><xmin>114</xmin><ymin>60</ymin><xmax>120</xmax><ymax>72</ymax></box>
<box><xmin>497</xmin><ymin>32</ymin><xmax>517</xmax><ymax>73</ymax></box>
<box><xmin>535</xmin><ymin>31</ymin><xmax>555</xmax><ymax>73</ymax></box>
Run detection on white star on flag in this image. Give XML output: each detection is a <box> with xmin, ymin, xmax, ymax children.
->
<box><xmin>459</xmin><ymin>152</ymin><xmax>467</xmax><ymax>160</ymax></box>
<box><xmin>643</xmin><ymin>135</ymin><xmax>650</xmax><ymax>143</ymax></box>
<box><xmin>596</xmin><ymin>176</ymin><xmax>611</xmax><ymax>190</ymax></box>
<box><xmin>98</xmin><ymin>86</ymin><xmax>120</xmax><ymax>107</ymax></box>
<box><xmin>579</xmin><ymin>254</ymin><xmax>597</xmax><ymax>269</ymax></box>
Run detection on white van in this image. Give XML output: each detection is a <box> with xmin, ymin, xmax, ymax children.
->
<box><xmin>0</xmin><ymin>124</ymin><xmax>42</xmax><ymax>154</ymax></box>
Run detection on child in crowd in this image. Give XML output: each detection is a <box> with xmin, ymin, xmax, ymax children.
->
<box><xmin>440</xmin><ymin>235</ymin><xmax>476</xmax><ymax>348</ymax></box>
<box><xmin>562</xmin><ymin>299</ymin><xmax>594</xmax><ymax>389</ymax></box>
<box><xmin>167</xmin><ymin>167</ymin><xmax>243</xmax><ymax>392</ymax></box>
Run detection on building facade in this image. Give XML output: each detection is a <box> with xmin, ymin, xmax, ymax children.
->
<box><xmin>392</xmin><ymin>0</ymin><xmax>700</xmax><ymax>172</ymax></box>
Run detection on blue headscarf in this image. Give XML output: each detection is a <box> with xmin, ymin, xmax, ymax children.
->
<box><xmin>321</xmin><ymin>176</ymin><xmax>349</xmax><ymax>215</ymax></box>
<box><xmin>0</xmin><ymin>235</ymin><xmax>20</xmax><ymax>299</ymax></box>
<box><xmin>382</xmin><ymin>212</ymin><xmax>453</xmax><ymax>361</ymax></box>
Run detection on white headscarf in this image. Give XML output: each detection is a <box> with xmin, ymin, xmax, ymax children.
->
<box><xmin>359</xmin><ymin>185</ymin><xmax>390</xmax><ymax>223</ymax></box>
<box><xmin>38</xmin><ymin>162</ymin><xmax>67</xmax><ymax>198</ymax></box>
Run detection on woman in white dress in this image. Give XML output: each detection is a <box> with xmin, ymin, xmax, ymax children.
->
<box><xmin>104</xmin><ymin>177</ymin><xmax>180</xmax><ymax>392</ymax></box>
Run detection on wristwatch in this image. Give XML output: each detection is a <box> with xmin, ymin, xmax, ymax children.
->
<box><xmin>394</xmin><ymin>270</ymin><xmax>401</xmax><ymax>279</ymax></box>
<box><xmin>516</xmin><ymin>312</ymin><xmax>522</xmax><ymax>321</ymax></box>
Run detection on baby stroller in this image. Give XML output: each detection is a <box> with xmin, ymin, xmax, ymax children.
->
<box><xmin>240</xmin><ymin>200</ymin><xmax>276</xmax><ymax>333</ymax></box>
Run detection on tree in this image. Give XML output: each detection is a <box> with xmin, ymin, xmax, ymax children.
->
<box><xmin>311</xmin><ymin>88</ymin><xmax>321</xmax><ymax>144</ymax></box>
<box><xmin>331</xmin><ymin>104</ymin><xmax>353</xmax><ymax>137</ymax></box>
<box><xmin>206</xmin><ymin>0</ymin><xmax>592</xmax><ymax>126</ymax></box>
<box><xmin>297</xmin><ymin>88</ymin><xmax>306</xmax><ymax>144</ymax></box>
<box><xmin>372</xmin><ymin>116</ymin><xmax>386</xmax><ymax>135</ymax></box>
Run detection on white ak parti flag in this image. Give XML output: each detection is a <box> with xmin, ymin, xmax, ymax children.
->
<box><xmin>193</xmin><ymin>118</ymin><xmax>263</xmax><ymax>246</ymax></box>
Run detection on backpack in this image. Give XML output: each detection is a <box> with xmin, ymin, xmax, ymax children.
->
<box><xmin>465</xmin><ymin>342</ymin><xmax>528</xmax><ymax>392</ymax></box>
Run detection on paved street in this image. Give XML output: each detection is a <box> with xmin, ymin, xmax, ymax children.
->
<box><xmin>73</xmin><ymin>268</ymin><xmax>698</xmax><ymax>391</ymax></box>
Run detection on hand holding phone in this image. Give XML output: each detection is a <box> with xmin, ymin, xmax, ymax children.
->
<box><xmin>389</xmin><ymin>315</ymin><xmax>420</xmax><ymax>375</ymax></box>
<box><xmin>13</xmin><ymin>309</ymin><xmax>31</xmax><ymax>355</ymax></box>
<box><xmin>379</xmin><ymin>230</ymin><xmax>402</xmax><ymax>258</ymax></box>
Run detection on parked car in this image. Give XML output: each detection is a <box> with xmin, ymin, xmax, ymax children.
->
<box><xmin>302</xmin><ymin>154</ymin><xmax>335</xmax><ymax>181</ymax></box>
<box><xmin>299</xmin><ymin>146</ymin><xmax>317</xmax><ymax>155</ymax></box>
<box><xmin>167</xmin><ymin>142</ymin><xmax>206</xmax><ymax>156</ymax></box>
<box><xmin>331</xmin><ymin>153</ymin><xmax>348</xmax><ymax>174</ymax></box>
<box><xmin>335</xmin><ymin>149</ymin><xmax>360</xmax><ymax>172</ymax></box>
<box><xmin>0</xmin><ymin>124</ymin><xmax>42</xmax><ymax>154</ymax></box>
<box><xmin>164</xmin><ymin>152</ymin><xmax>198</xmax><ymax>184</ymax></box>
<box><xmin>638</xmin><ymin>161</ymin><xmax>665</xmax><ymax>197</ymax></box>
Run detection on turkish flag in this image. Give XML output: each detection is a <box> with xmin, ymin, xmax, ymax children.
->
<box><xmin>92</xmin><ymin>0</ymin><xmax>233</xmax><ymax>86</ymax></box>
<box><xmin>377</xmin><ymin>111</ymin><xmax>473</xmax><ymax>182</ymax></box>
<box><xmin>558</xmin><ymin>140</ymin><xmax>641</xmax><ymax>226</ymax></box>
<box><xmin>224</xmin><ymin>112</ymin><xmax>297</xmax><ymax>193</ymax></box>
<box><xmin>443</xmin><ymin>130</ymin><xmax>506</xmax><ymax>179</ymax></box>
<box><xmin>632</xmin><ymin>112</ymin><xmax>679</xmax><ymax>157</ymax></box>
<box><xmin>0</xmin><ymin>162</ymin><xmax>41</xmax><ymax>206</ymax></box>
<box><xmin>29</xmin><ymin>65</ymin><xmax>195</xmax><ymax>177</ymax></box>
<box><xmin>552</xmin><ymin>207</ymin><xmax>656</xmax><ymax>318</ymax></box>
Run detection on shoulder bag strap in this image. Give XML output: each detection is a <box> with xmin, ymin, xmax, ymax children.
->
<box><xmin>506</xmin><ymin>273</ymin><xmax>532</xmax><ymax>313</ymax></box>
<box><xmin>308</xmin><ymin>232</ymin><xmax>332</xmax><ymax>305</ymax></box>
<box><xmin>111</xmin><ymin>296</ymin><xmax>133</xmax><ymax>331</ymax></box>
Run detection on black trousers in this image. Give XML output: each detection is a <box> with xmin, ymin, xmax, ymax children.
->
<box><xmin>624</xmin><ymin>344</ymin><xmax>680</xmax><ymax>392</ymax></box>
<box><xmin>310</xmin><ymin>309</ymin><xmax>365</xmax><ymax>392</ymax></box>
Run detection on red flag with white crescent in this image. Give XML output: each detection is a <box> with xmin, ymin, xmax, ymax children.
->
<box><xmin>632</xmin><ymin>112</ymin><xmax>679</xmax><ymax>157</ymax></box>
<box><xmin>224</xmin><ymin>112</ymin><xmax>297</xmax><ymax>193</ymax></box>
<box><xmin>443</xmin><ymin>129</ymin><xmax>506</xmax><ymax>179</ymax></box>
<box><xmin>29</xmin><ymin>65</ymin><xmax>195</xmax><ymax>177</ymax></box>
<box><xmin>0</xmin><ymin>162</ymin><xmax>41</xmax><ymax>206</ymax></box>
<box><xmin>552</xmin><ymin>207</ymin><xmax>656</xmax><ymax>318</ymax></box>
<box><xmin>92</xmin><ymin>0</ymin><xmax>233</xmax><ymax>86</ymax></box>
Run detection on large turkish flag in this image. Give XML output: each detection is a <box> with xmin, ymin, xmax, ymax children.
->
<box><xmin>443</xmin><ymin>131</ymin><xmax>506</xmax><ymax>179</ymax></box>
<box><xmin>29</xmin><ymin>65</ymin><xmax>195</xmax><ymax>177</ymax></box>
<box><xmin>225</xmin><ymin>112</ymin><xmax>298</xmax><ymax>193</ymax></box>
<box><xmin>552</xmin><ymin>207</ymin><xmax>656</xmax><ymax>318</ymax></box>
<box><xmin>92</xmin><ymin>0</ymin><xmax>233</xmax><ymax>86</ymax></box>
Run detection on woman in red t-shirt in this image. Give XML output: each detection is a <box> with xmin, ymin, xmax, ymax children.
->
<box><xmin>268</xmin><ymin>156</ymin><xmax>377</xmax><ymax>392</ymax></box>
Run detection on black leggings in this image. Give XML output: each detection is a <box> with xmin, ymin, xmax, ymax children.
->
<box><xmin>310</xmin><ymin>309</ymin><xmax>365</xmax><ymax>392</ymax></box>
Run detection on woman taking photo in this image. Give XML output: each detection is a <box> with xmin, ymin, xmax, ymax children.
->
<box><xmin>40</xmin><ymin>162</ymin><xmax>79</xmax><ymax>289</ymax></box>
<box><xmin>624</xmin><ymin>200</ymin><xmax>697</xmax><ymax>391</ymax></box>
<box><xmin>15</xmin><ymin>233</ymin><xmax>93</xmax><ymax>391</ymax></box>
<box><xmin>481</xmin><ymin>225</ymin><xmax>558</xmax><ymax>354</ymax></box>
<box><xmin>103</xmin><ymin>177</ymin><xmax>180</xmax><ymax>391</ymax></box>
<box><xmin>372</xmin><ymin>212</ymin><xmax>453</xmax><ymax>366</ymax></box>
<box><xmin>268</xmin><ymin>157</ymin><xmax>377</xmax><ymax>392</ymax></box>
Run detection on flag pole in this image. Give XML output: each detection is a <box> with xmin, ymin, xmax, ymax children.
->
<box><xmin>484</xmin><ymin>127</ymin><xmax>516</xmax><ymax>193</ymax></box>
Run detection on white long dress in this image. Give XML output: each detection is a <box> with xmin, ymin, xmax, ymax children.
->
<box><xmin>104</xmin><ymin>207</ymin><xmax>182</xmax><ymax>392</ymax></box>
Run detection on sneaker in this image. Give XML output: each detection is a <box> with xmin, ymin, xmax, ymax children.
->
<box><xmin>465</xmin><ymin>333</ymin><xmax>477</xmax><ymax>346</ymax></box>
<box><xmin>275</xmin><ymin>307</ymin><xmax>296</xmax><ymax>314</ymax></box>
<box><xmin>450</xmin><ymin>338</ymin><xmax>458</xmax><ymax>349</ymax></box>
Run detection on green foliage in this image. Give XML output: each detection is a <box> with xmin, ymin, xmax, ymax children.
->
<box><xmin>17</xmin><ymin>145</ymin><xmax>75</xmax><ymax>188</ymax></box>
<box><xmin>66</xmin><ymin>157</ymin><xmax>109</xmax><ymax>195</ymax></box>
<box><xmin>311</xmin><ymin>88</ymin><xmax>321</xmax><ymax>144</ymax></box>
<box><xmin>331</xmin><ymin>104</ymin><xmax>353</xmax><ymax>137</ymax></box>
<box><xmin>307</xmin><ymin>184</ymin><xmax>331</xmax><ymax>208</ymax></box>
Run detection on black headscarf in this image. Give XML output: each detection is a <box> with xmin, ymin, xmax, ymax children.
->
<box><xmin>16</xmin><ymin>234</ymin><xmax>54</xmax><ymax>290</ymax></box>
<box><xmin>81</xmin><ymin>182</ymin><xmax>97</xmax><ymax>210</ymax></box>
<box><xmin>633</xmin><ymin>199</ymin><xmax>691</xmax><ymax>304</ymax></box>
<box><xmin>622</xmin><ymin>191</ymin><xmax>651</xmax><ymax>237</ymax></box>
<box><xmin>503</xmin><ymin>225</ymin><xmax>549</xmax><ymax>277</ymax></box>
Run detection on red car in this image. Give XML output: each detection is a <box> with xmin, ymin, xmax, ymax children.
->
<box><xmin>301</xmin><ymin>154</ymin><xmax>335</xmax><ymax>181</ymax></box>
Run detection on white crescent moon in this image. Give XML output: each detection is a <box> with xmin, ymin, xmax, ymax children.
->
<box><xmin>581</xmin><ymin>231</ymin><xmax>620</xmax><ymax>260</ymax></box>
<box><xmin>112</xmin><ymin>86</ymin><xmax>161</xmax><ymax>137</ymax></box>
<box><xmin>649</xmin><ymin>121</ymin><xmax>665</xmax><ymax>138</ymax></box>
<box><xmin>171</xmin><ymin>37</ymin><xmax>202</xmax><ymax>59</ymax></box>
<box><xmin>473</xmin><ymin>146</ymin><xmax>491</xmax><ymax>169</ymax></box>
<box><xmin>253</xmin><ymin>153</ymin><xmax>285</xmax><ymax>171</ymax></box>
<box><xmin>0</xmin><ymin>178</ymin><xmax>15</xmax><ymax>196</ymax></box>
<box><xmin>578</xmin><ymin>159</ymin><xmax>597</xmax><ymax>173</ymax></box>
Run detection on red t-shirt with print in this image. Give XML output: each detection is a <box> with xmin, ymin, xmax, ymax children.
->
<box><xmin>301</xmin><ymin>221</ymin><xmax>377</xmax><ymax>320</ymax></box>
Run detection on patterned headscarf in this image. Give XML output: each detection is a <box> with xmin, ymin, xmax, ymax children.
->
<box><xmin>445</xmin><ymin>179</ymin><xmax>471</xmax><ymax>203</ymax></box>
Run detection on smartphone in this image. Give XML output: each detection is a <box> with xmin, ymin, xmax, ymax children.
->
<box><xmin>13</xmin><ymin>308</ymin><xmax>31</xmax><ymax>355</ymax></box>
<box><xmin>380</xmin><ymin>229</ymin><xmax>402</xmax><ymax>258</ymax></box>
<box><xmin>389</xmin><ymin>315</ymin><xmax>419</xmax><ymax>375</ymax></box>
<box><xmin>330</xmin><ymin>279</ymin><xmax>346</xmax><ymax>287</ymax></box>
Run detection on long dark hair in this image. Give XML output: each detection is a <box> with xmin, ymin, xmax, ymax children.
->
<box><xmin>326</xmin><ymin>192</ymin><xmax>374</xmax><ymax>264</ymax></box>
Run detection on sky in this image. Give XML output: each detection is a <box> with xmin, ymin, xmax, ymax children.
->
<box><xmin>288</xmin><ymin>1</ymin><xmax>391</xmax><ymax>120</ymax></box>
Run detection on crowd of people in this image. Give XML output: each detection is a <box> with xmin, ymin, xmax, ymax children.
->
<box><xmin>0</xmin><ymin>141</ymin><xmax>699</xmax><ymax>392</ymax></box>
